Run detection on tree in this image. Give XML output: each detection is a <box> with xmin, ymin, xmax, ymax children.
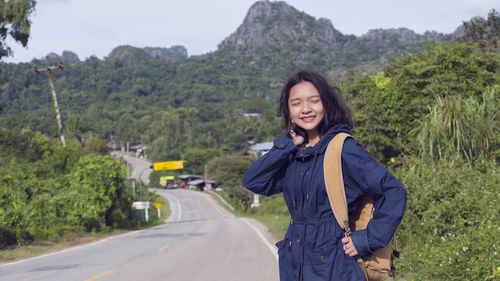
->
<box><xmin>0</xmin><ymin>0</ymin><xmax>37</xmax><ymax>59</ymax></box>
<box><xmin>208</xmin><ymin>154</ymin><xmax>254</xmax><ymax>209</ymax></box>
<box><xmin>182</xmin><ymin>147</ymin><xmax>218</xmax><ymax>174</ymax></box>
<box><xmin>342</xmin><ymin>41</ymin><xmax>500</xmax><ymax>162</ymax></box>
<box><xmin>459</xmin><ymin>9</ymin><xmax>500</xmax><ymax>52</ymax></box>
<box><xmin>63</xmin><ymin>155</ymin><xmax>130</xmax><ymax>231</ymax></box>
<box><xmin>242</xmin><ymin>96</ymin><xmax>269</xmax><ymax>113</ymax></box>
<box><xmin>83</xmin><ymin>137</ymin><xmax>109</xmax><ymax>155</ymax></box>
<box><xmin>65</xmin><ymin>114</ymin><xmax>84</xmax><ymax>140</ymax></box>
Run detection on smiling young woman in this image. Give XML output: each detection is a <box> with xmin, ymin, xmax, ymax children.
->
<box><xmin>288</xmin><ymin>81</ymin><xmax>324</xmax><ymax>147</ymax></box>
<box><xmin>243</xmin><ymin>69</ymin><xmax>407</xmax><ymax>281</ymax></box>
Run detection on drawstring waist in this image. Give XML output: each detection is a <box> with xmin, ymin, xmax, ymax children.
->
<box><xmin>287</xmin><ymin>214</ymin><xmax>338</xmax><ymax>280</ymax></box>
<box><xmin>290</xmin><ymin>215</ymin><xmax>336</xmax><ymax>225</ymax></box>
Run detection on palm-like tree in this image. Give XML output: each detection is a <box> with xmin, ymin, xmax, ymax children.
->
<box><xmin>415</xmin><ymin>86</ymin><xmax>499</xmax><ymax>164</ymax></box>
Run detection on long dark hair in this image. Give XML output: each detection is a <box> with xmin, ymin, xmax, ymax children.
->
<box><xmin>278</xmin><ymin>69</ymin><xmax>353</xmax><ymax>141</ymax></box>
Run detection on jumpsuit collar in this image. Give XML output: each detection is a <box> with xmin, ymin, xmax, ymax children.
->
<box><xmin>293</xmin><ymin>123</ymin><xmax>351</xmax><ymax>160</ymax></box>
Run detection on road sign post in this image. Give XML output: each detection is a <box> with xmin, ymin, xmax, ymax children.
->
<box><xmin>155</xmin><ymin>203</ymin><xmax>161</xmax><ymax>217</ymax></box>
<box><xmin>132</xmin><ymin>201</ymin><xmax>150</xmax><ymax>222</ymax></box>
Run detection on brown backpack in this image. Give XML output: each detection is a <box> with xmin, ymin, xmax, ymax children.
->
<box><xmin>323</xmin><ymin>133</ymin><xmax>399</xmax><ymax>281</ymax></box>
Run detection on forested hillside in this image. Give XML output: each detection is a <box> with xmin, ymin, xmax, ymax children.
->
<box><xmin>0</xmin><ymin>1</ymin><xmax>450</xmax><ymax>144</ymax></box>
<box><xmin>1</xmin><ymin>1</ymin><xmax>499</xmax><ymax>279</ymax></box>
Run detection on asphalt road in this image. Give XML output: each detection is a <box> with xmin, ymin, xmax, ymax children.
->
<box><xmin>111</xmin><ymin>151</ymin><xmax>153</xmax><ymax>184</ymax></box>
<box><xmin>0</xmin><ymin>154</ymin><xmax>280</xmax><ymax>281</ymax></box>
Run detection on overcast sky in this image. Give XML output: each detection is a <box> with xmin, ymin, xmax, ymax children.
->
<box><xmin>3</xmin><ymin>0</ymin><xmax>498</xmax><ymax>63</ymax></box>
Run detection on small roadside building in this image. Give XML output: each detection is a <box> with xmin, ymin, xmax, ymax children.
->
<box><xmin>186</xmin><ymin>177</ymin><xmax>217</xmax><ymax>191</ymax></box>
<box><xmin>179</xmin><ymin>174</ymin><xmax>202</xmax><ymax>189</ymax></box>
<box><xmin>187</xmin><ymin>179</ymin><xmax>205</xmax><ymax>190</ymax></box>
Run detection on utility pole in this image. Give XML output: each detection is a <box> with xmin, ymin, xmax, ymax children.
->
<box><xmin>204</xmin><ymin>164</ymin><xmax>208</xmax><ymax>190</ymax></box>
<box><xmin>35</xmin><ymin>62</ymin><xmax>66</xmax><ymax>147</ymax></box>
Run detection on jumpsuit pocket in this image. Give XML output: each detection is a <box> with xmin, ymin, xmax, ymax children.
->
<box><xmin>276</xmin><ymin>239</ymin><xmax>286</xmax><ymax>249</ymax></box>
<box><xmin>277</xmin><ymin>237</ymin><xmax>293</xmax><ymax>262</ymax></box>
<box><xmin>276</xmin><ymin>236</ymin><xmax>290</xmax><ymax>256</ymax></box>
<box><xmin>308</xmin><ymin>237</ymin><xmax>337</xmax><ymax>255</ymax></box>
<box><xmin>303</xmin><ymin>238</ymin><xmax>337</xmax><ymax>281</ymax></box>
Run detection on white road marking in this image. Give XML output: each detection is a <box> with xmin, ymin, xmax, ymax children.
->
<box><xmin>0</xmin><ymin>228</ymin><xmax>153</xmax><ymax>267</ymax></box>
<box><xmin>203</xmin><ymin>194</ymin><xmax>233</xmax><ymax>218</ymax></box>
<box><xmin>240</xmin><ymin>218</ymin><xmax>278</xmax><ymax>262</ymax></box>
<box><xmin>163</xmin><ymin>192</ymin><xmax>182</xmax><ymax>222</ymax></box>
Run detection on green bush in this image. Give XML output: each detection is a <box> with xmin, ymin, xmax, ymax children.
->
<box><xmin>61</xmin><ymin>155</ymin><xmax>131</xmax><ymax>231</ymax></box>
<box><xmin>0</xmin><ymin>129</ymin><xmax>154</xmax><ymax>247</ymax></box>
<box><xmin>394</xmin><ymin>157</ymin><xmax>499</xmax><ymax>280</ymax></box>
<box><xmin>208</xmin><ymin>154</ymin><xmax>255</xmax><ymax>210</ymax></box>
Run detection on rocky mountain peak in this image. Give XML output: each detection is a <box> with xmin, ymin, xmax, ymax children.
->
<box><xmin>219</xmin><ymin>0</ymin><xmax>344</xmax><ymax>50</ymax></box>
<box><xmin>142</xmin><ymin>46</ymin><xmax>188</xmax><ymax>61</ymax></box>
<box><xmin>361</xmin><ymin>28</ymin><xmax>449</xmax><ymax>42</ymax></box>
<box><xmin>107</xmin><ymin>45</ymin><xmax>150</xmax><ymax>60</ymax></box>
<box><xmin>361</xmin><ymin>28</ymin><xmax>420</xmax><ymax>41</ymax></box>
<box><xmin>61</xmin><ymin>50</ymin><xmax>80</xmax><ymax>62</ymax></box>
<box><xmin>106</xmin><ymin>45</ymin><xmax>188</xmax><ymax>63</ymax></box>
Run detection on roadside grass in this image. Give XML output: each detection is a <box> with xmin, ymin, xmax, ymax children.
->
<box><xmin>0</xmin><ymin>192</ymin><xmax>171</xmax><ymax>264</ymax></box>
<box><xmin>149</xmin><ymin>190</ymin><xmax>171</xmax><ymax>224</ymax></box>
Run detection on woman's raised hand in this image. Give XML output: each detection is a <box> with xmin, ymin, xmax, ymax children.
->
<box><xmin>289</xmin><ymin>124</ymin><xmax>305</xmax><ymax>146</ymax></box>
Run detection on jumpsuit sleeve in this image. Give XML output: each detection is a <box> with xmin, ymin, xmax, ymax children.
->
<box><xmin>243</xmin><ymin>134</ymin><xmax>298</xmax><ymax>196</ymax></box>
<box><xmin>341</xmin><ymin>138</ymin><xmax>407</xmax><ymax>257</ymax></box>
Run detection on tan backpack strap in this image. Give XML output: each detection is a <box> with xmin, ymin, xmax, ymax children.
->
<box><xmin>323</xmin><ymin>132</ymin><xmax>351</xmax><ymax>234</ymax></box>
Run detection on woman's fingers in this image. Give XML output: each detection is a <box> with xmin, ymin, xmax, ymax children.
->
<box><xmin>341</xmin><ymin>236</ymin><xmax>358</xmax><ymax>257</ymax></box>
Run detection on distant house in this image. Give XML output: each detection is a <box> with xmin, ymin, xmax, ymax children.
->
<box><xmin>179</xmin><ymin>174</ymin><xmax>202</xmax><ymax>186</ymax></box>
<box><xmin>106</xmin><ymin>142</ymin><xmax>119</xmax><ymax>150</ymax></box>
<box><xmin>187</xmin><ymin>179</ymin><xmax>205</xmax><ymax>190</ymax></box>
<box><xmin>185</xmin><ymin>175</ymin><xmax>217</xmax><ymax>191</ymax></box>
<box><xmin>249</xmin><ymin>142</ymin><xmax>273</xmax><ymax>157</ymax></box>
<box><xmin>129</xmin><ymin>143</ymin><xmax>151</xmax><ymax>157</ymax></box>
<box><xmin>129</xmin><ymin>143</ymin><xmax>143</xmax><ymax>152</ymax></box>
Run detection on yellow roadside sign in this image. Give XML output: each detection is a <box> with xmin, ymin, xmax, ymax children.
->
<box><xmin>155</xmin><ymin>203</ymin><xmax>161</xmax><ymax>209</ymax></box>
<box><xmin>153</xmin><ymin>160</ymin><xmax>184</xmax><ymax>171</ymax></box>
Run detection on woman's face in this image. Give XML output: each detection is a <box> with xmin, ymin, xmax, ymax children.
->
<box><xmin>288</xmin><ymin>81</ymin><xmax>324</xmax><ymax>137</ymax></box>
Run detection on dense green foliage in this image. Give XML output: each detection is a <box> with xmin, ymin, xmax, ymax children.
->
<box><xmin>415</xmin><ymin>86</ymin><xmax>499</xmax><ymax>163</ymax></box>
<box><xmin>207</xmin><ymin>154</ymin><xmax>255</xmax><ymax>210</ymax></box>
<box><xmin>0</xmin><ymin>128</ymin><xmax>161</xmax><ymax>248</ymax></box>
<box><xmin>0</xmin><ymin>2</ymin><xmax>448</xmax><ymax>143</ymax></box>
<box><xmin>458</xmin><ymin>9</ymin><xmax>500</xmax><ymax>53</ymax></box>
<box><xmin>394</xmin><ymin>157</ymin><xmax>499</xmax><ymax>280</ymax></box>
<box><xmin>0</xmin><ymin>0</ymin><xmax>36</xmax><ymax>58</ymax></box>
<box><xmin>341</xmin><ymin>41</ymin><xmax>500</xmax><ymax>162</ymax></box>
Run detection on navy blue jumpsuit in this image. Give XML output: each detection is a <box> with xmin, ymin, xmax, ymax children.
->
<box><xmin>243</xmin><ymin>124</ymin><xmax>407</xmax><ymax>281</ymax></box>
